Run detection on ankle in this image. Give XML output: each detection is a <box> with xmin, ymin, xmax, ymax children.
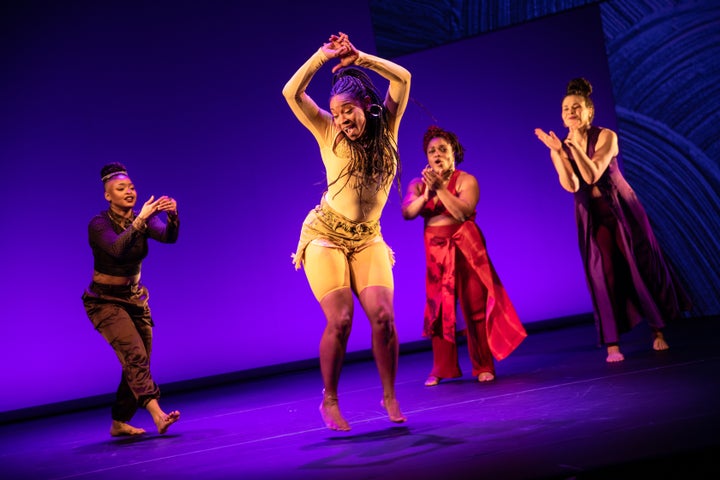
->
<box><xmin>322</xmin><ymin>389</ymin><xmax>339</xmax><ymax>404</ymax></box>
<box><xmin>382</xmin><ymin>391</ymin><xmax>397</xmax><ymax>401</ymax></box>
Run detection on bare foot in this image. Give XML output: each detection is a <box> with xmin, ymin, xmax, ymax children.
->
<box><xmin>154</xmin><ymin>410</ymin><xmax>180</xmax><ymax>434</ymax></box>
<box><xmin>380</xmin><ymin>396</ymin><xmax>407</xmax><ymax>423</ymax></box>
<box><xmin>606</xmin><ymin>345</ymin><xmax>625</xmax><ymax>363</ymax></box>
<box><xmin>110</xmin><ymin>420</ymin><xmax>146</xmax><ymax>437</ymax></box>
<box><xmin>144</xmin><ymin>399</ymin><xmax>180</xmax><ymax>434</ymax></box>
<box><xmin>653</xmin><ymin>331</ymin><xmax>669</xmax><ymax>351</ymax></box>
<box><xmin>477</xmin><ymin>372</ymin><xmax>495</xmax><ymax>382</ymax></box>
<box><xmin>424</xmin><ymin>375</ymin><xmax>440</xmax><ymax>387</ymax></box>
<box><xmin>319</xmin><ymin>394</ymin><xmax>351</xmax><ymax>431</ymax></box>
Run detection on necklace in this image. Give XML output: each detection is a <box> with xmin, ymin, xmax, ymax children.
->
<box><xmin>106</xmin><ymin>208</ymin><xmax>135</xmax><ymax>230</ymax></box>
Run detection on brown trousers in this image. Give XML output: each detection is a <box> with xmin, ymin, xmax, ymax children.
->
<box><xmin>82</xmin><ymin>282</ymin><xmax>159</xmax><ymax>422</ymax></box>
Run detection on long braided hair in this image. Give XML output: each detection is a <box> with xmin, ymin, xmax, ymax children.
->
<box><xmin>328</xmin><ymin>66</ymin><xmax>401</xmax><ymax>199</ymax></box>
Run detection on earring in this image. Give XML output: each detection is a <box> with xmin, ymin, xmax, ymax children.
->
<box><xmin>367</xmin><ymin>104</ymin><xmax>383</xmax><ymax>117</ymax></box>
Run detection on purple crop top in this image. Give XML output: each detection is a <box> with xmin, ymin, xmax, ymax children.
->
<box><xmin>88</xmin><ymin>209</ymin><xmax>179</xmax><ymax>276</ymax></box>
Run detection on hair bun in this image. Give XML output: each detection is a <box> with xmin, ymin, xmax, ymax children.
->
<box><xmin>100</xmin><ymin>162</ymin><xmax>128</xmax><ymax>183</ymax></box>
<box><xmin>425</xmin><ymin>125</ymin><xmax>444</xmax><ymax>136</ymax></box>
<box><xmin>566</xmin><ymin>77</ymin><xmax>592</xmax><ymax>97</ymax></box>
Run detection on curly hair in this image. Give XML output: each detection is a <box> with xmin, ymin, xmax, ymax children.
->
<box><xmin>100</xmin><ymin>162</ymin><xmax>129</xmax><ymax>184</ymax></box>
<box><xmin>565</xmin><ymin>77</ymin><xmax>595</xmax><ymax>123</ymax></box>
<box><xmin>328</xmin><ymin>66</ymin><xmax>401</xmax><ymax>200</ymax></box>
<box><xmin>422</xmin><ymin>125</ymin><xmax>465</xmax><ymax>165</ymax></box>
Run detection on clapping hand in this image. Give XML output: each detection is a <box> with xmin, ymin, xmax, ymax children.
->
<box><xmin>421</xmin><ymin>165</ymin><xmax>444</xmax><ymax>193</ymax></box>
<box><xmin>564</xmin><ymin>127</ymin><xmax>587</xmax><ymax>153</ymax></box>
<box><xmin>138</xmin><ymin>195</ymin><xmax>177</xmax><ymax>220</ymax></box>
<box><xmin>534</xmin><ymin>128</ymin><xmax>563</xmax><ymax>152</ymax></box>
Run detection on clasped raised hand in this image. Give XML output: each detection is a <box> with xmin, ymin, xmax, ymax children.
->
<box><xmin>322</xmin><ymin>31</ymin><xmax>359</xmax><ymax>73</ymax></box>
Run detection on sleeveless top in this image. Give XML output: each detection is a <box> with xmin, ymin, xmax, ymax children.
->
<box><xmin>419</xmin><ymin>170</ymin><xmax>476</xmax><ymax>222</ymax></box>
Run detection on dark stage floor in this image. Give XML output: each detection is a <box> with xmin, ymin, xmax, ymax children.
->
<box><xmin>1</xmin><ymin>316</ymin><xmax>719</xmax><ymax>480</ymax></box>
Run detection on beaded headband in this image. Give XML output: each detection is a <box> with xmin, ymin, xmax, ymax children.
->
<box><xmin>101</xmin><ymin>170</ymin><xmax>129</xmax><ymax>183</ymax></box>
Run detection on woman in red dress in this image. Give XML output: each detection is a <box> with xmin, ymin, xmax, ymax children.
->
<box><xmin>402</xmin><ymin>126</ymin><xmax>527</xmax><ymax>386</ymax></box>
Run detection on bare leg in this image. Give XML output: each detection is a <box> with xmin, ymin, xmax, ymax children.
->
<box><xmin>110</xmin><ymin>420</ymin><xmax>145</xmax><ymax>436</ymax></box>
<box><xmin>319</xmin><ymin>391</ymin><xmax>350</xmax><ymax>432</ymax></box>
<box><xmin>652</xmin><ymin>329</ymin><xmax>669</xmax><ymax>351</ymax></box>
<box><xmin>145</xmin><ymin>399</ymin><xmax>180</xmax><ymax>434</ymax></box>
<box><xmin>606</xmin><ymin>344</ymin><xmax>625</xmax><ymax>362</ymax></box>
<box><xmin>359</xmin><ymin>286</ymin><xmax>406</xmax><ymax>423</ymax></box>
<box><xmin>317</xmin><ymin>288</ymin><xmax>354</xmax><ymax>431</ymax></box>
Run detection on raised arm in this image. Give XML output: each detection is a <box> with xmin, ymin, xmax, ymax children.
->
<box><xmin>88</xmin><ymin>216</ymin><xmax>144</xmax><ymax>257</ymax></box>
<box><xmin>145</xmin><ymin>196</ymin><xmax>179</xmax><ymax>243</ymax></box>
<box><xmin>146</xmin><ymin>214</ymin><xmax>179</xmax><ymax>244</ymax></box>
<box><xmin>281</xmin><ymin>48</ymin><xmax>335</xmax><ymax>145</ymax></box>
<box><xmin>354</xmin><ymin>52</ymin><xmax>411</xmax><ymax>123</ymax></box>
<box><xmin>331</xmin><ymin>32</ymin><xmax>411</xmax><ymax>128</ymax></box>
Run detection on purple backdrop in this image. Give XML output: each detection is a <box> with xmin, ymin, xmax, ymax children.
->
<box><xmin>1</xmin><ymin>2</ymin><xmax>614</xmax><ymax>412</ymax></box>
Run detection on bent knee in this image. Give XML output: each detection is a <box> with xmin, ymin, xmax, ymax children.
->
<box><xmin>327</xmin><ymin>325</ymin><xmax>352</xmax><ymax>339</ymax></box>
<box><xmin>369</xmin><ymin>307</ymin><xmax>395</xmax><ymax>329</ymax></box>
<box><xmin>326</xmin><ymin>314</ymin><xmax>353</xmax><ymax>337</ymax></box>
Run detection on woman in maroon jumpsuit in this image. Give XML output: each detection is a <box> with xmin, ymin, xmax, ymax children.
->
<box><xmin>535</xmin><ymin>78</ymin><xmax>691</xmax><ymax>362</ymax></box>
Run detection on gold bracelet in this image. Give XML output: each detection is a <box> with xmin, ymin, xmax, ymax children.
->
<box><xmin>132</xmin><ymin>217</ymin><xmax>148</xmax><ymax>233</ymax></box>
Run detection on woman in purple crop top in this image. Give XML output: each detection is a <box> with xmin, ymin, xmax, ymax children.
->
<box><xmin>535</xmin><ymin>78</ymin><xmax>691</xmax><ymax>362</ymax></box>
<box><xmin>82</xmin><ymin>162</ymin><xmax>181</xmax><ymax>436</ymax></box>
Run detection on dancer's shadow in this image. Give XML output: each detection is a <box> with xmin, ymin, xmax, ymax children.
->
<box><xmin>299</xmin><ymin>424</ymin><xmax>465</xmax><ymax>470</ymax></box>
<box><xmin>73</xmin><ymin>433</ymin><xmax>182</xmax><ymax>454</ymax></box>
